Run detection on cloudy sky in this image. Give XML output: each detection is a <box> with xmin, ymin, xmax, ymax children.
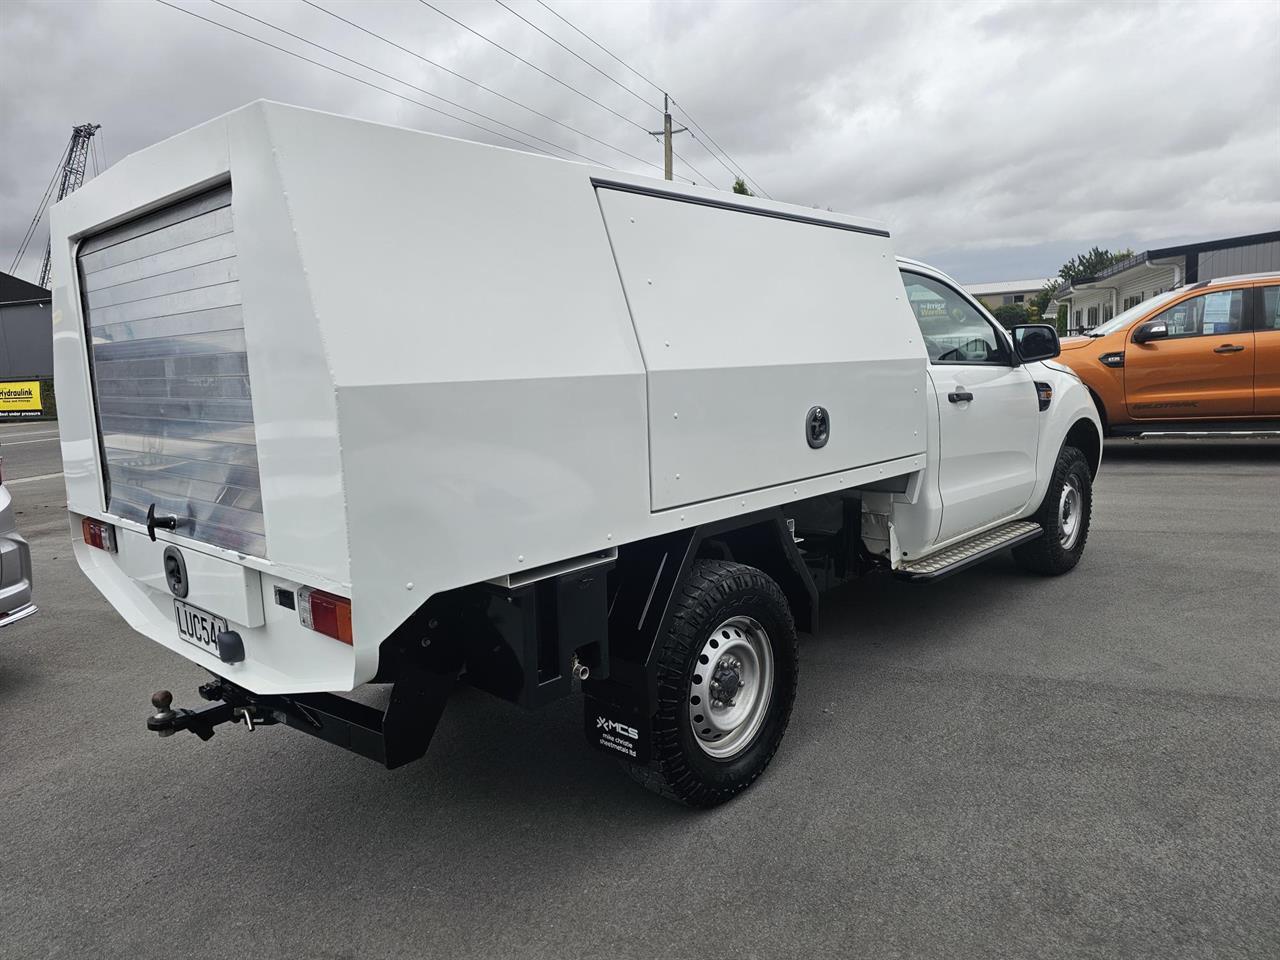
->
<box><xmin>2</xmin><ymin>0</ymin><xmax>1277</xmax><ymax>285</ymax></box>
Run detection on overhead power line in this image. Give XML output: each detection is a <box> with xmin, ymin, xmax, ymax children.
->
<box><xmin>533</xmin><ymin>0</ymin><xmax>771</xmax><ymax>198</ymax></box>
<box><xmin>474</xmin><ymin>0</ymin><xmax>716</xmax><ymax>186</ymax></box>
<box><xmin>418</xmin><ymin>0</ymin><xmax>650</xmax><ymax>136</ymax></box>
<box><xmin>300</xmin><ymin>0</ymin><xmax>667</xmax><ymax>175</ymax></box>
<box><xmin>416</xmin><ymin>0</ymin><xmax>690</xmax><ymax>171</ymax></box>
<box><xmin>205</xmin><ymin>0</ymin><xmax>605</xmax><ymax>165</ymax></box>
<box><xmin>153</xmin><ymin>1</ymin><xmax>583</xmax><ymax>162</ymax></box>
<box><xmin>669</xmin><ymin>96</ymin><xmax>771</xmax><ymax>199</ymax></box>
<box><xmin>534</xmin><ymin>0</ymin><xmax>662</xmax><ymax>96</ymax></box>
<box><xmin>492</xmin><ymin>0</ymin><xmax>659</xmax><ymax>114</ymax></box>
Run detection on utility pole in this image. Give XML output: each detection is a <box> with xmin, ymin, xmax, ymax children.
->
<box><xmin>38</xmin><ymin>123</ymin><xmax>101</xmax><ymax>288</ymax></box>
<box><xmin>647</xmin><ymin>94</ymin><xmax>688</xmax><ymax>181</ymax></box>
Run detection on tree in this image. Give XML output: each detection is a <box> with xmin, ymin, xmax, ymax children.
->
<box><xmin>732</xmin><ymin>177</ymin><xmax>753</xmax><ymax>196</ymax></box>
<box><xmin>1057</xmin><ymin>246</ymin><xmax>1134</xmax><ymax>283</ymax></box>
<box><xmin>1033</xmin><ymin>282</ymin><xmax>1057</xmax><ymax>318</ymax></box>
<box><xmin>991</xmin><ymin>304</ymin><xmax>1031</xmax><ymax>329</ymax></box>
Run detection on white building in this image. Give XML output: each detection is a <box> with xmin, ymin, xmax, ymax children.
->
<box><xmin>963</xmin><ymin>278</ymin><xmax>1058</xmax><ymax>312</ymax></box>
<box><xmin>1051</xmin><ymin>231</ymin><xmax>1280</xmax><ymax>334</ymax></box>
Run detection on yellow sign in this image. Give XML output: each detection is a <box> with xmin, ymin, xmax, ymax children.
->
<box><xmin>0</xmin><ymin>380</ymin><xmax>43</xmax><ymax>418</ymax></box>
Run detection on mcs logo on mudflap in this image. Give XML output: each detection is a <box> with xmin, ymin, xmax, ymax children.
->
<box><xmin>596</xmin><ymin>716</ymin><xmax>638</xmax><ymax>740</ymax></box>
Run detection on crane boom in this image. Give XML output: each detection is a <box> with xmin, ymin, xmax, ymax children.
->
<box><xmin>37</xmin><ymin>123</ymin><xmax>101</xmax><ymax>289</ymax></box>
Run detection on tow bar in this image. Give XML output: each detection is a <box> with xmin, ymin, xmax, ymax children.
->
<box><xmin>145</xmin><ymin>668</ymin><xmax>457</xmax><ymax>769</ymax></box>
<box><xmin>147</xmin><ymin>683</ymin><xmax>269</xmax><ymax>740</ymax></box>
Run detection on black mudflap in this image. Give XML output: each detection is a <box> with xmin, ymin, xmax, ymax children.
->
<box><xmin>584</xmin><ymin>688</ymin><xmax>651</xmax><ymax>764</ymax></box>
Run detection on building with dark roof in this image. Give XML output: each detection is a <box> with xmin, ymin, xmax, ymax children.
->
<box><xmin>1050</xmin><ymin>231</ymin><xmax>1280</xmax><ymax>334</ymax></box>
<box><xmin>1</xmin><ymin>272</ymin><xmax>54</xmax><ymax>415</ymax></box>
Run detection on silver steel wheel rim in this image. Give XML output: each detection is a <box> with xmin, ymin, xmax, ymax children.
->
<box><xmin>688</xmin><ymin>616</ymin><xmax>774</xmax><ymax>759</ymax></box>
<box><xmin>1058</xmin><ymin>476</ymin><xmax>1082</xmax><ymax>549</ymax></box>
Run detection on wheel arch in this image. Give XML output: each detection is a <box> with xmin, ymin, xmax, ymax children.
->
<box><xmin>1064</xmin><ymin>416</ymin><xmax>1103</xmax><ymax>479</ymax></box>
<box><xmin>585</xmin><ymin>509</ymin><xmax>814</xmax><ymax>780</ymax></box>
<box><xmin>698</xmin><ymin>516</ymin><xmax>817</xmax><ymax>636</ymax></box>
<box><xmin>600</xmin><ymin>508</ymin><xmax>816</xmax><ymax>673</ymax></box>
<box><xmin>1085</xmin><ymin>385</ymin><xmax>1110</xmax><ymax>438</ymax></box>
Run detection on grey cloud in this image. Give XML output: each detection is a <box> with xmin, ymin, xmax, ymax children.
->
<box><xmin>2</xmin><ymin>0</ymin><xmax>1276</xmax><ymax>285</ymax></box>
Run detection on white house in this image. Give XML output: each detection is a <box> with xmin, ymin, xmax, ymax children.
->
<box><xmin>1051</xmin><ymin>231</ymin><xmax>1280</xmax><ymax>334</ymax></box>
<box><xmin>963</xmin><ymin>278</ymin><xmax>1057</xmax><ymax>312</ymax></box>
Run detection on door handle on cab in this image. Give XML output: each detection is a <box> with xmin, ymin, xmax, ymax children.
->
<box><xmin>947</xmin><ymin>391</ymin><xmax>974</xmax><ymax>403</ymax></box>
<box><xmin>1213</xmin><ymin>344</ymin><xmax>1245</xmax><ymax>354</ymax></box>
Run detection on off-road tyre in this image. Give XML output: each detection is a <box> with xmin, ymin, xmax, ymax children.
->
<box><xmin>1013</xmin><ymin>444</ymin><xmax>1092</xmax><ymax>575</ymax></box>
<box><xmin>624</xmin><ymin>560</ymin><xmax>798</xmax><ymax>808</ymax></box>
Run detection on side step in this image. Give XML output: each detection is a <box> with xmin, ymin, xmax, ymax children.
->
<box><xmin>896</xmin><ymin>520</ymin><xmax>1042</xmax><ymax>581</ymax></box>
<box><xmin>1129</xmin><ymin>430</ymin><xmax>1280</xmax><ymax>439</ymax></box>
<box><xmin>1110</xmin><ymin>419</ymin><xmax>1280</xmax><ymax>438</ymax></box>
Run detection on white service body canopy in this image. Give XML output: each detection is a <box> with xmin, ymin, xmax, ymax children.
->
<box><xmin>50</xmin><ymin>101</ymin><xmax>926</xmax><ymax>692</ymax></box>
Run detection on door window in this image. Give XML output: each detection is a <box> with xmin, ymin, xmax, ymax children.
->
<box><xmin>1260</xmin><ymin>286</ymin><xmax>1280</xmax><ymax>330</ymax></box>
<box><xmin>901</xmin><ymin>273</ymin><xmax>1012</xmax><ymax>364</ymax></box>
<box><xmin>1143</xmin><ymin>288</ymin><xmax>1245</xmax><ymax>339</ymax></box>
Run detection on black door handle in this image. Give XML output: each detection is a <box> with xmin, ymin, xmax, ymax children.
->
<box><xmin>948</xmin><ymin>391</ymin><xmax>974</xmax><ymax>403</ymax></box>
<box><xmin>1213</xmin><ymin>344</ymin><xmax>1244</xmax><ymax>354</ymax></box>
<box><xmin>146</xmin><ymin>502</ymin><xmax>179</xmax><ymax>542</ymax></box>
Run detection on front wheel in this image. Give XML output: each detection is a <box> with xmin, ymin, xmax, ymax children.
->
<box><xmin>1013</xmin><ymin>444</ymin><xmax>1093</xmax><ymax>575</ymax></box>
<box><xmin>625</xmin><ymin>560</ymin><xmax>798</xmax><ymax>807</ymax></box>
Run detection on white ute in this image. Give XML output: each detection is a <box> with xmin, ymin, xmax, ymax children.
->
<box><xmin>50</xmin><ymin>102</ymin><xmax>1101</xmax><ymax>806</ymax></box>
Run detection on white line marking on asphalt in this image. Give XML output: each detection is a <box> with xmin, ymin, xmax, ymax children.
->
<box><xmin>0</xmin><ymin>428</ymin><xmax>60</xmax><ymax>438</ymax></box>
<box><xmin>5</xmin><ymin>472</ymin><xmax>64</xmax><ymax>485</ymax></box>
<box><xmin>0</xmin><ymin>437</ymin><xmax>60</xmax><ymax>446</ymax></box>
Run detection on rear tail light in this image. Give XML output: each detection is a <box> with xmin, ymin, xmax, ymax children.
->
<box><xmin>297</xmin><ymin>587</ymin><xmax>353</xmax><ymax>645</ymax></box>
<box><xmin>82</xmin><ymin>517</ymin><xmax>117</xmax><ymax>552</ymax></box>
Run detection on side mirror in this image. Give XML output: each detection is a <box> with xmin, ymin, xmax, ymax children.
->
<box><xmin>1012</xmin><ymin>324</ymin><xmax>1060</xmax><ymax>363</ymax></box>
<box><xmin>1132</xmin><ymin>320</ymin><xmax>1169</xmax><ymax>344</ymax></box>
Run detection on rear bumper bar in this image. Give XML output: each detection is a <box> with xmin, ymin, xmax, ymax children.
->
<box><xmin>147</xmin><ymin>667</ymin><xmax>458</xmax><ymax>769</ymax></box>
<box><xmin>0</xmin><ymin>602</ymin><xmax>38</xmax><ymax>628</ymax></box>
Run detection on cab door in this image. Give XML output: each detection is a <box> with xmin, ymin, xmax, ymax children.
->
<box><xmin>1125</xmin><ymin>287</ymin><xmax>1254</xmax><ymax>419</ymax></box>
<box><xmin>901</xmin><ymin>271</ymin><xmax>1040</xmax><ymax>544</ymax></box>
<box><xmin>1253</xmin><ymin>283</ymin><xmax>1280</xmax><ymax>415</ymax></box>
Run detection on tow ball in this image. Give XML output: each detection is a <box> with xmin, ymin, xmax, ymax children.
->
<box><xmin>146</xmin><ymin>685</ymin><xmax>269</xmax><ymax>741</ymax></box>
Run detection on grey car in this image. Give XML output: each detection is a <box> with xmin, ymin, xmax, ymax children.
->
<box><xmin>0</xmin><ymin>460</ymin><xmax>36</xmax><ymax>626</ymax></box>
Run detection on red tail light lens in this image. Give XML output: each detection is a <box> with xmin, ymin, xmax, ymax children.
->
<box><xmin>82</xmin><ymin>517</ymin><xmax>117</xmax><ymax>552</ymax></box>
<box><xmin>297</xmin><ymin>587</ymin><xmax>353</xmax><ymax>644</ymax></box>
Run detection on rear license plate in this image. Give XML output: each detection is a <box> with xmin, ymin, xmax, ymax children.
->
<box><xmin>174</xmin><ymin>599</ymin><xmax>228</xmax><ymax>654</ymax></box>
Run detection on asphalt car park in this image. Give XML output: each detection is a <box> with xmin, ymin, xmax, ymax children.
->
<box><xmin>1</xmin><ymin>423</ymin><xmax>1277</xmax><ymax>960</ymax></box>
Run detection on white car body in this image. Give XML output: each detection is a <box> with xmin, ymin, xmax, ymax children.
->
<box><xmin>0</xmin><ymin>477</ymin><xmax>37</xmax><ymax>626</ymax></box>
<box><xmin>892</xmin><ymin>257</ymin><xmax>1100</xmax><ymax>555</ymax></box>
<box><xmin>47</xmin><ymin>102</ymin><xmax>1100</xmax><ymax>786</ymax></box>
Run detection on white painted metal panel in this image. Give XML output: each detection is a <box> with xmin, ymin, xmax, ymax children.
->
<box><xmin>115</xmin><ymin>528</ymin><xmax>265</xmax><ymax>627</ymax></box>
<box><xmin>596</xmin><ymin>187</ymin><xmax>926</xmax><ymax>509</ymax></box>
<box><xmin>71</xmin><ymin>529</ymin><xmax>353</xmax><ymax>694</ymax></box>
<box><xmin>928</xmin><ymin>365</ymin><xmax>1039</xmax><ymax>542</ymax></box>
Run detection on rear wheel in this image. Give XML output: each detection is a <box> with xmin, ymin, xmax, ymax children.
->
<box><xmin>1013</xmin><ymin>444</ymin><xmax>1092</xmax><ymax>575</ymax></box>
<box><xmin>625</xmin><ymin>560</ymin><xmax>798</xmax><ymax>807</ymax></box>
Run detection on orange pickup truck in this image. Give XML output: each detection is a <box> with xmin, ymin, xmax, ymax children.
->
<box><xmin>1056</xmin><ymin>273</ymin><xmax>1280</xmax><ymax>435</ymax></box>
